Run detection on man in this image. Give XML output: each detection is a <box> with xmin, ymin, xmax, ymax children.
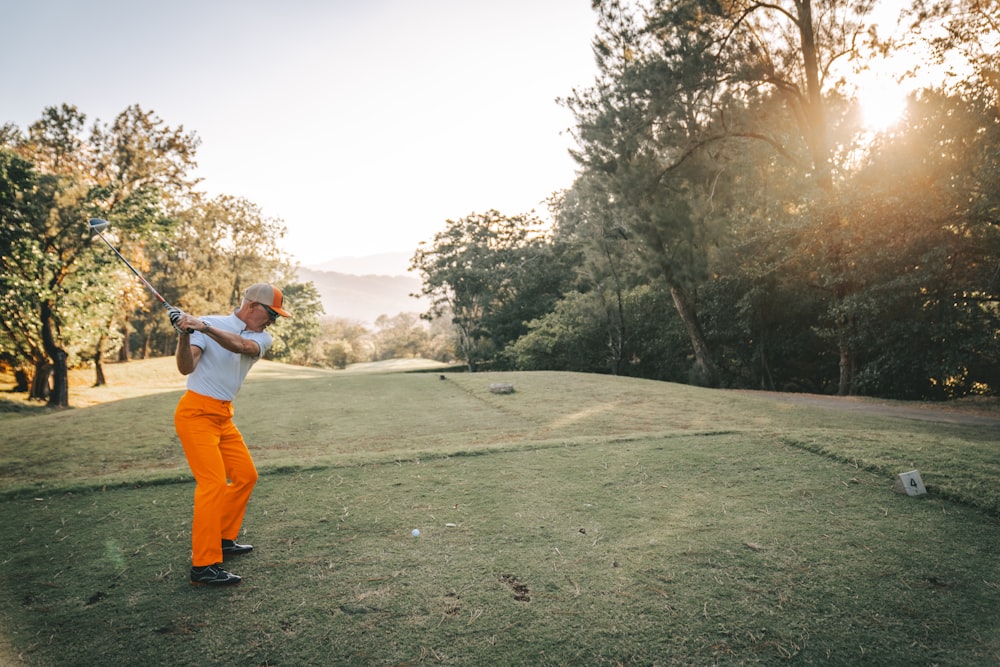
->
<box><xmin>169</xmin><ymin>283</ymin><xmax>291</xmax><ymax>587</ymax></box>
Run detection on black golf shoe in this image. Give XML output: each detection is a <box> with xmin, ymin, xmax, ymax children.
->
<box><xmin>221</xmin><ymin>539</ymin><xmax>254</xmax><ymax>557</ymax></box>
<box><xmin>190</xmin><ymin>564</ymin><xmax>241</xmax><ymax>587</ymax></box>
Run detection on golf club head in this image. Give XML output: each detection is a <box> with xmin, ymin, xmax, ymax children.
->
<box><xmin>88</xmin><ymin>218</ymin><xmax>110</xmax><ymax>234</ymax></box>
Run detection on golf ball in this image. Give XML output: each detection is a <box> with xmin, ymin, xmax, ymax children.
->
<box><xmin>412</xmin><ymin>529</ymin><xmax>420</xmax><ymax>537</ymax></box>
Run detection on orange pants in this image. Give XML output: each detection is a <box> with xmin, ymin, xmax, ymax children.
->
<box><xmin>174</xmin><ymin>390</ymin><xmax>258</xmax><ymax>567</ymax></box>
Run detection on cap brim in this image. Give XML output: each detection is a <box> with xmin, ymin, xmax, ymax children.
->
<box><xmin>273</xmin><ymin>306</ymin><xmax>291</xmax><ymax>318</ymax></box>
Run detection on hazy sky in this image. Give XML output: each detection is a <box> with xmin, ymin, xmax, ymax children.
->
<box><xmin>5</xmin><ymin>0</ymin><xmax>599</xmax><ymax>266</ymax></box>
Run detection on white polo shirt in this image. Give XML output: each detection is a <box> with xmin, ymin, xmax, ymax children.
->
<box><xmin>186</xmin><ymin>312</ymin><xmax>273</xmax><ymax>401</ymax></box>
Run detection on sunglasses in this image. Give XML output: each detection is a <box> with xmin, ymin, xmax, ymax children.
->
<box><xmin>257</xmin><ymin>302</ymin><xmax>279</xmax><ymax>321</ymax></box>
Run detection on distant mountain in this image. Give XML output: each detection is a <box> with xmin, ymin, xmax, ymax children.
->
<box><xmin>307</xmin><ymin>252</ymin><xmax>412</xmax><ymax>277</ymax></box>
<box><xmin>296</xmin><ymin>266</ymin><xmax>429</xmax><ymax>325</ymax></box>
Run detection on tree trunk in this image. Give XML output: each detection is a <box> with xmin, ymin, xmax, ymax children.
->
<box><xmin>602</xmin><ymin>240</ymin><xmax>626</xmax><ymax>375</ymax></box>
<box><xmin>794</xmin><ymin>0</ymin><xmax>831</xmax><ymax>189</ymax></box>
<box><xmin>668</xmin><ymin>284</ymin><xmax>720</xmax><ymax>386</ymax></box>
<box><xmin>759</xmin><ymin>331</ymin><xmax>775</xmax><ymax>391</ymax></box>
<box><xmin>30</xmin><ymin>362</ymin><xmax>51</xmax><ymax>400</ymax></box>
<box><xmin>118</xmin><ymin>322</ymin><xmax>131</xmax><ymax>361</ymax></box>
<box><xmin>13</xmin><ymin>368</ymin><xmax>30</xmax><ymax>392</ymax></box>
<box><xmin>646</xmin><ymin>228</ymin><xmax>720</xmax><ymax>386</ymax></box>
<box><xmin>94</xmin><ymin>344</ymin><xmax>107</xmax><ymax>387</ymax></box>
<box><xmin>48</xmin><ymin>350</ymin><xmax>68</xmax><ymax>408</ymax></box>
<box><xmin>40</xmin><ymin>301</ymin><xmax>69</xmax><ymax>408</ymax></box>
<box><xmin>605</xmin><ymin>319</ymin><xmax>623</xmax><ymax>375</ymax></box>
<box><xmin>837</xmin><ymin>342</ymin><xmax>855</xmax><ymax>396</ymax></box>
<box><xmin>454</xmin><ymin>319</ymin><xmax>478</xmax><ymax>372</ymax></box>
<box><xmin>598</xmin><ymin>286</ymin><xmax>626</xmax><ymax>376</ymax></box>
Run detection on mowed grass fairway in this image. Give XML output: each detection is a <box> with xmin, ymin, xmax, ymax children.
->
<box><xmin>1</xmin><ymin>360</ymin><xmax>999</xmax><ymax>666</ymax></box>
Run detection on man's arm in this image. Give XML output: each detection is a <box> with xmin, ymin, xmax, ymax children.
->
<box><xmin>176</xmin><ymin>332</ymin><xmax>201</xmax><ymax>375</ymax></box>
<box><xmin>176</xmin><ymin>313</ymin><xmax>261</xmax><ymax>359</ymax></box>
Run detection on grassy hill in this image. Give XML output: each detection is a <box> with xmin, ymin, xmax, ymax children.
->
<box><xmin>0</xmin><ymin>360</ymin><xmax>998</xmax><ymax>665</ymax></box>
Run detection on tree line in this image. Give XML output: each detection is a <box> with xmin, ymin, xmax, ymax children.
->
<box><xmin>4</xmin><ymin>0</ymin><xmax>997</xmax><ymax>404</ymax></box>
<box><xmin>0</xmin><ymin>104</ymin><xmax>330</xmax><ymax>407</ymax></box>
<box><xmin>0</xmin><ymin>103</ymin><xmax>459</xmax><ymax>406</ymax></box>
<box><xmin>410</xmin><ymin>0</ymin><xmax>1000</xmax><ymax>400</ymax></box>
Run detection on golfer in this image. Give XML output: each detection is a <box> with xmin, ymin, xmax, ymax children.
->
<box><xmin>170</xmin><ymin>283</ymin><xmax>291</xmax><ymax>587</ymax></box>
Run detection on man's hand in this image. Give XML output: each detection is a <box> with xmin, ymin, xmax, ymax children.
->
<box><xmin>167</xmin><ymin>306</ymin><xmax>191</xmax><ymax>334</ymax></box>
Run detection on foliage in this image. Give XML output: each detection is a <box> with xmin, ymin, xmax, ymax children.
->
<box><xmin>0</xmin><ymin>149</ymin><xmax>41</xmax><ymax>370</ymax></box>
<box><xmin>525</xmin><ymin>0</ymin><xmax>1000</xmax><ymax>399</ymax></box>
<box><xmin>839</xmin><ymin>87</ymin><xmax>1000</xmax><ymax>397</ymax></box>
<box><xmin>509</xmin><ymin>285</ymin><xmax>691</xmax><ymax>380</ymax></box>
<box><xmin>267</xmin><ymin>281</ymin><xmax>326</xmax><ymax>365</ymax></box>
<box><xmin>701</xmin><ymin>273</ymin><xmax>835</xmax><ymax>393</ymax></box>
<box><xmin>318</xmin><ymin>318</ymin><xmax>371</xmax><ymax>369</ymax></box>
<box><xmin>507</xmin><ymin>291</ymin><xmax>614</xmax><ymax>373</ymax></box>
<box><xmin>411</xmin><ymin>210</ymin><xmax>571</xmax><ymax>371</ymax></box>
<box><xmin>561</xmin><ymin>0</ymin><xmax>863</xmax><ymax>386</ymax></box>
<box><xmin>408</xmin><ymin>0</ymin><xmax>1000</xmax><ymax>400</ymax></box>
<box><xmin>371</xmin><ymin>312</ymin><xmax>430</xmax><ymax>361</ymax></box>
<box><xmin>4</xmin><ymin>0</ymin><xmax>1000</xmax><ymax>402</ymax></box>
<box><xmin>0</xmin><ymin>104</ymin><xmax>201</xmax><ymax>404</ymax></box>
<box><xmin>0</xmin><ymin>104</ymin><xmax>325</xmax><ymax>404</ymax></box>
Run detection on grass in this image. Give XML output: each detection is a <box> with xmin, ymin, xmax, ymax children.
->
<box><xmin>0</xmin><ymin>359</ymin><xmax>998</xmax><ymax>665</ymax></box>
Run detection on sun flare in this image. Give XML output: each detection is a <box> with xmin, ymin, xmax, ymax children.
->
<box><xmin>855</xmin><ymin>70</ymin><xmax>909</xmax><ymax>132</ymax></box>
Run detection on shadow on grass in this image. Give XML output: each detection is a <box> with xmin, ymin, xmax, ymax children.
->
<box><xmin>0</xmin><ymin>394</ymin><xmax>51</xmax><ymax>418</ymax></box>
<box><xmin>2</xmin><ymin>438</ymin><xmax>999</xmax><ymax>665</ymax></box>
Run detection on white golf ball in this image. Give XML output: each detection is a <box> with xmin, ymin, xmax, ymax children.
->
<box><xmin>412</xmin><ymin>529</ymin><xmax>420</xmax><ymax>537</ymax></box>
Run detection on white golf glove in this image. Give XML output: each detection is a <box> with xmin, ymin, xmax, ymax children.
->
<box><xmin>167</xmin><ymin>306</ymin><xmax>188</xmax><ymax>334</ymax></box>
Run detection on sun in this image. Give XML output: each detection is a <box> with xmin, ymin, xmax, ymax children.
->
<box><xmin>854</xmin><ymin>69</ymin><xmax>909</xmax><ymax>132</ymax></box>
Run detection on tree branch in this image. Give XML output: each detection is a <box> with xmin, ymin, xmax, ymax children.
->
<box><xmin>655</xmin><ymin>131</ymin><xmax>803</xmax><ymax>184</ymax></box>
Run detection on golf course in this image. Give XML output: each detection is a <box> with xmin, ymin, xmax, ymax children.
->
<box><xmin>1</xmin><ymin>359</ymin><xmax>998</xmax><ymax>666</ymax></box>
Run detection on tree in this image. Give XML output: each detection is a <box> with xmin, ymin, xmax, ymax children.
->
<box><xmin>90</xmin><ymin>104</ymin><xmax>201</xmax><ymax>209</ymax></box>
<box><xmin>209</xmin><ymin>196</ymin><xmax>290</xmax><ymax>306</ymax></box>
<box><xmin>565</xmin><ymin>0</ymin><xmax>738</xmax><ymax>384</ymax></box>
<box><xmin>370</xmin><ymin>313</ymin><xmax>430</xmax><ymax>361</ymax></box>
<box><xmin>2</xmin><ymin>105</ymin><xmax>102</xmax><ymax>406</ymax></box>
<box><xmin>87</xmin><ymin>104</ymin><xmax>201</xmax><ymax>365</ymax></box>
<box><xmin>0</xmin><ymin>149</ymin><xmax>44</xmax><ymax>389</ymax></box>
<box><xmin>834</xmin><ymin>84</ymin><xmax>1000</xmax><ymax>397</ymax></box>
<box><xmin>533</xmin><ymin>0</ymin><xmax>999</xmax><ymax>397</ymax></box>
<box><xmin>2</xmin><ymin>103</ymin><xmax>324</xmax><ymax>398</ymax></box>
<box><xmin>410</xmin><ymin>210</ymin><xmax>568</xmax><ymax>371</ymax></box>
<box><xmin>549</xmin><ymin>181</ymin><xmax>644</xmax><ymax>375</ymax></box>
<box><xmin>508</xmin><ymin>290</ymin><xmax>614</xmax><ymax>373</ymax></box>
<box><xmin>319</xmin><ymin>318</ymin><xmax>372</xmax><ymax>369</ymax></box>
<box><xmin>568</xmin><ymin>0</ymin><xmax>943</xmax><ymax>392</ymax></box>
<box><xmin>0</xmin><ymin>104</ymin><xmax>200</xmax><ymax>406</ymax></box>
<box><xmin>267</xmin><ymin>281</ymin><xmax>325</xmax><ymax>365</ymax></box>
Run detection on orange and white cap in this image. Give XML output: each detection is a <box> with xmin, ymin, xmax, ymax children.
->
<box><xmin>243</xmin><ymin>283</ymin><xmax>291</xmax><ymax>318</ymax></box>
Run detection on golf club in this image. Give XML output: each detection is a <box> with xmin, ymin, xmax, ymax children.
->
<box><xmin>88</xmin><ymin>218</ymin><xmax>173</xmax><ymax>307</ymax></box>
<box><xmin>88</xmin><ymin>218</ymin><xmax>192</xmax><ymax>332</ymax></box>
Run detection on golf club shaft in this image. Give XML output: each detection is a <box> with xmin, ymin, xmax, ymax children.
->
<box><xmin>93</xmin><ymin>230</ymin><xmax>170</xmax><ymax>307</ymax></box>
